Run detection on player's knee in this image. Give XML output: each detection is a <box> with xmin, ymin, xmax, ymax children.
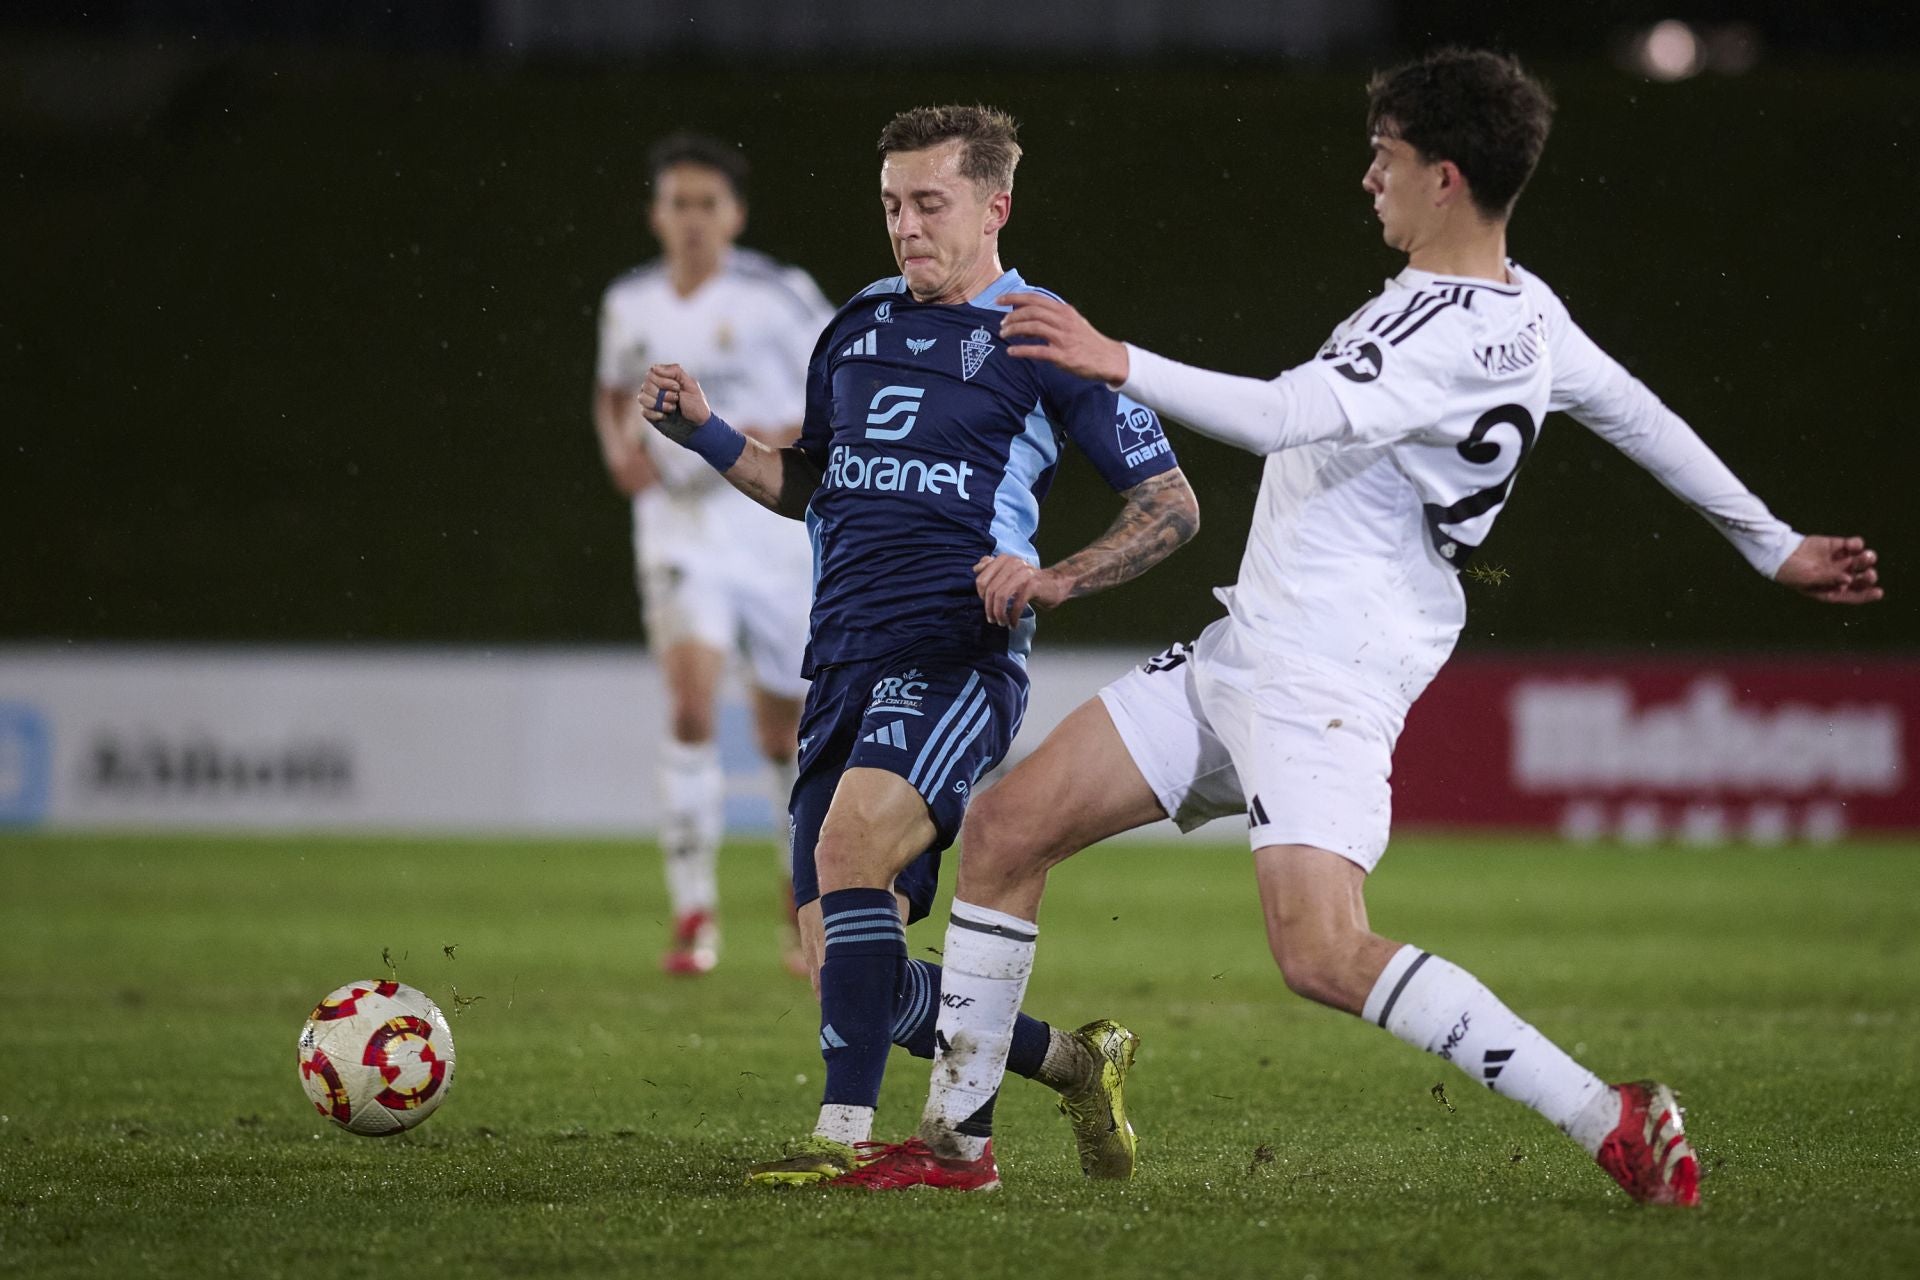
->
<box><xmin>669</xmin><ymin>704</ymin><xmax>715</xmax><ymax>743</ymax></box>
<box><xmin>811</xmin><ymin>825</ymin><xmax>860</xmax><ymax>878</ymax></box>
<box><xmin>813</xmin><ymin>816</ymin><xmax>894</xmax><ymax>890</ymax></box>
<box><xmin>958</xmin><ymin>787</ymin><xmax>1043</xmax><ymax>881</ymax></box>
<box><xmin>752</xmin><ymin>704</ymin><xmax>801</xmax><ymax>760</ymax></box>
<box><xmin>755</xmin><ymin>728</ymin><xmax>795</xmax><ymax>762</ymax></box>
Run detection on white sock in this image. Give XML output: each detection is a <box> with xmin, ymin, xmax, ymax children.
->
<box><xmin>658</xmin><ymin>739</ymin><xmax>723</xmax><ymax>916</ymax></box>
<box><xmin>765</xmin><ymin>754</ymin><xmax>797</xmax><ymax>881</ymax></box>
<box><xmin>813</xmin><ymin>1102</ymin><xmax>873</xmax><ymax>1147</ymax></box>
<box><xmin>1363</xmin><ymin>944</ymin><xmax>1616</xmax><ymax>1155</ymax></box>
<box><xmin>918</xmin><ymin>899</ymin><xmax>1038</xmax><ymax>1161</ymax></box>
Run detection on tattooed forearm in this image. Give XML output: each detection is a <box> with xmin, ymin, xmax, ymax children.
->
<box><xmin>1050</xmin><ymin>469</ymin><xmax>1200</xmax><ymax>600</ymax></box>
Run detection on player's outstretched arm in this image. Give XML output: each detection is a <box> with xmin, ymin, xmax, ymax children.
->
<box><xmin>638</xmin><ymin>363</ymin><xmax>822</xmax><ymax>520</ymax></box>
<box><xmin>1773</xmin><ymin>535</ymin><xmax>1883</xmax><ymax>605</ymax></box>
<box><xmin>1001</xmin><ymin>292</ymin><xmax>1349</xmax><ymax>456</ymax></box>
<box><xmin>1551</xmin><ymin>316</ymin><xmax>1885</xmax><ymax>607</ymax></box>
<box><xmin>973</xmin><ymin>469</ymin><xmax>1199</xmax><ymax>626</ymax></box>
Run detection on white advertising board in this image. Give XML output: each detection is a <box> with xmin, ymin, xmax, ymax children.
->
<box><xmin>0</xmin><ymin>646</ymin><xmax>1150</xmax><ymax>835</ymax></box>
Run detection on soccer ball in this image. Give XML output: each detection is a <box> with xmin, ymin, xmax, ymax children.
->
<box><xmin>297</xmin><ymin>979</ymin><xmax>456</xmax><ymax>1136</ymax></box>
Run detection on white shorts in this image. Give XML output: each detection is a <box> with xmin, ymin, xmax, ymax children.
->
<box><xmin>635</xmin><ymin>541</ymin><xmax>812</xmax><ymax>701</ymax></box>
<box><xmin>1098</xmin><ymin>616</ymin><xmax>1405</xmax><ymax>873</ymax></box>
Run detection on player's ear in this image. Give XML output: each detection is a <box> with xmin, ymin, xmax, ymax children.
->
<box><xmin>1434</xmin><ymin>160</ymin><xmax>1468</xmax><ymax>208</ymax></box>
<box><xmin>984</xmin><ymin>188</ymin><xmax>1012</xmax><ymax>235</ymax></box>
<box><xmin>728</xmin><ymin>197</ymin><xmax>748</xmax><ymax>240</ymax></box>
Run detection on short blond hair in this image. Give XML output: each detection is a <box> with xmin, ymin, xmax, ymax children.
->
<box><xmin>877</xmin><ymin>104</ymin><xmax>1022</xmax><ymax>192</ymax></box>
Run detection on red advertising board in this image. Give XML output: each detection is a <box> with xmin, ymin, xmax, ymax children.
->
<box><xmin>1394</xmin><ymin>656</ymin><xmax>1918</xmax><ymax>841</ymax></box>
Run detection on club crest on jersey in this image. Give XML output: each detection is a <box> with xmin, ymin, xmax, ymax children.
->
<box><xmin>1115</xmin><ymin>404</ymin><xmax>1170</xmax><ymax>467</ymax></box>
<box><xmin>906</xmin><ymin>338</ymin><xmax>938</xmax><ymax>355</ymax></box>
<box><xmin>875</xmin><ymin>301</ymin><xmax>894</xmax><ymax>324</ymax></box>
<box><xmin>1321</xmin><ymin>336</ymin><xmax>1384</xmax><ymax>383</ymax></box>
<box><xmin>961</xmin><ymin>327</ymin><xmax>995</xmax><ymax>381</ymax></box>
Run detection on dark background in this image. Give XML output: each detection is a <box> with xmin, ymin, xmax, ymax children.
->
<box><xmin>4</xmin><ymin>2</ymin><xmax>1914</xmax><ymax>654</ymax></box>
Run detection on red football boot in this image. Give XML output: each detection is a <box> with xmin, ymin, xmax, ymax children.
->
<box><xmin>828</xmin><ymin>1138</ymin><xmax>1001</xmax><ymax>1192</ymax></box>
<box><xmin>1596</xmin><ymin>1080</ymin><xmax>1701</xmax><ymax>1206</ymax></box>
<box><xmin>661</xmin><ymin>910</ymin><xmax>719</xmax><ymax>975</ymax></box>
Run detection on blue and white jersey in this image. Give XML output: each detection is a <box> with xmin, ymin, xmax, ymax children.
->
<box><xmin>797</xmin><ymin>269</ymin><xmax>1179</xmax><ymax>675</ymax></box>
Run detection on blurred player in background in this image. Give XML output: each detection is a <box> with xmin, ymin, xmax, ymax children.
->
<box><xmin>859</xmin><ymin>49</ymin><xmax>1883</xmax><ymax>1197</ymax></box>
<box><xmin>594</xmin><ymin>134</ymin><xmax>834</xmax><ymax>977</ymax></box>
<box><xmin>640</xmin><ymin>105</ymin><xmax>1200</xmax><ymax>1187</ymax></box>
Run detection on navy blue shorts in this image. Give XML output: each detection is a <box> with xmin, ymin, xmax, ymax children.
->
<box><xmin>789</xmin><ymin>649</ymin><xmax>1028</xmax><ymax>923</ymax></box>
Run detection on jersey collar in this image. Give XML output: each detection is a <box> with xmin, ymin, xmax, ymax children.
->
<box><xmin>967</xmin><ymin>268</ymin><xmax>1028</xmax><ymax>311</ymax></box>
<box><xmin>1394</xmin><ymin>261</ymin><xmax>1523</xmax><ymax>296</ymax></box>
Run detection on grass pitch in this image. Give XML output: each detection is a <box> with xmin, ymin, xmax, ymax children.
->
<box><xmin>3</xmin><ymin>832</ymin><xmax>1917</xmax><ymax>1279</ymax></box>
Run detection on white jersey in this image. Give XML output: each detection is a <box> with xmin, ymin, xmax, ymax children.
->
<box><xmin>597</xmin><ymin>248</ymin><xmax>833</xmax><ymax>569</ymax></box>
<box><xmin>1123</xmin><ymin>262</ymin><xmax>1800</xmax><ymax>711</ymax></box>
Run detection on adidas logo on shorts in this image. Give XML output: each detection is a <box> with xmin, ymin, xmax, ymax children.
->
<box><xmin>861</xmin><ymin>721</ymin><xmax>909</xmax><ymax>750</ymax></box>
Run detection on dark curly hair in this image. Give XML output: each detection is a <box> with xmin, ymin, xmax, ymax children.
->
<box><xmin>647</xmin><ymin>133</ymin><xmax>748</xmax><ymax>201</ymax></box>
<box><xmin>877</xmin><ymin>104</ymin><xmax>1022</xmax><ymax>193</ymax></box>
<box><xmin>1366</xmin><ymin>49</ymin><xmax>1554</xmax><ymax>219</ymax></box>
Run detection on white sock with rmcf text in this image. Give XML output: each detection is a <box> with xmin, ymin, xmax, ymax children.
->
<box><xmin>1363</xmin><ymin>944</ymin><xmax>1617</xmax><ymax>1154</ymax></box>
<box><xmin>918</xmin><ymin>899</ymin><xmax>1038</xmax><ymax>1161</ymax></box>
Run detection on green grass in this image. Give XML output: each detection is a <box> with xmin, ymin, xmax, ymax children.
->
<box><xmin>3</xmin><ymin>833</ymin><xmax>1918</xmax><ymax>1279</ymax></box>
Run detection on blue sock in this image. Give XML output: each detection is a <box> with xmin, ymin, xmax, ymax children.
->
<box><xmin>890</xmin><ymin>959</ymin><xmax>942</xmax><ymax>1057</ymax></box>
<box><xmin>818</xmin><ymin>888</ymin><xmax>907</xmax><ymax>1109</ymax></box>
<box><xmin>890</xmin><ymin>959</ymin><xmax>1054</xmax><ymax>1137</ymax></box>
<box><xmin>1006</xmin><ymin>1006</ymin><xmax>1051</xmax><ymax>1080</ymax></box>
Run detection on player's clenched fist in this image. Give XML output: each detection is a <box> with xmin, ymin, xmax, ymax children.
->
<box><xmin>973</xmin><ymin>553</ymin><xmax>1068</xmax><ymax>627</ymax></box>
<box><xmin>637</xmin><ymin>363</ymin><xmax>712</xmax><ymax>444</ymax></box>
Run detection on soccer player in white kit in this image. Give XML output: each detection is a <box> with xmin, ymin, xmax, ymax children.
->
<box><xmin>845</xmin><ymin>50</ymin><xmax>1884</xmax><ymax>1197</ymax></box>
<box><xmin>594</xmin><ymin>135</ymin><xmax>834</xmax><ymax>976</ymax></box>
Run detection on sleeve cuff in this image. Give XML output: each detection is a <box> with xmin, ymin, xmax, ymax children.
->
<box><xmin>1116</xmin><ymin>343</ymin><xmax>1171</xmax><ymax>399</ymax></box>
<box><xmin>1742</xmin><ymin>526</ymin><xmax>1803</xmax><ymax>580</ymax></box>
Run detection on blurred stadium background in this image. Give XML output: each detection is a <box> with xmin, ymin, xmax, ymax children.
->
<box><xmin>2</xmin><ymin>0</ymin><xmax>1913</xmax><ymax>841</ymax></box>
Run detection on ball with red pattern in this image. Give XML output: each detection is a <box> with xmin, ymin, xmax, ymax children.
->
<box><xmin>297</xmin><ymin>979</ymin><xmax>457</xmax><ymax>1136</ymax></box>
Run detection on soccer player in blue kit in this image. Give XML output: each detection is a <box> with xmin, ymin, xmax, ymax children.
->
<box><xmin>639</xmin><ymin>105</ymin><xmax>1200</xmax><ymax>1188</ymax></box>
